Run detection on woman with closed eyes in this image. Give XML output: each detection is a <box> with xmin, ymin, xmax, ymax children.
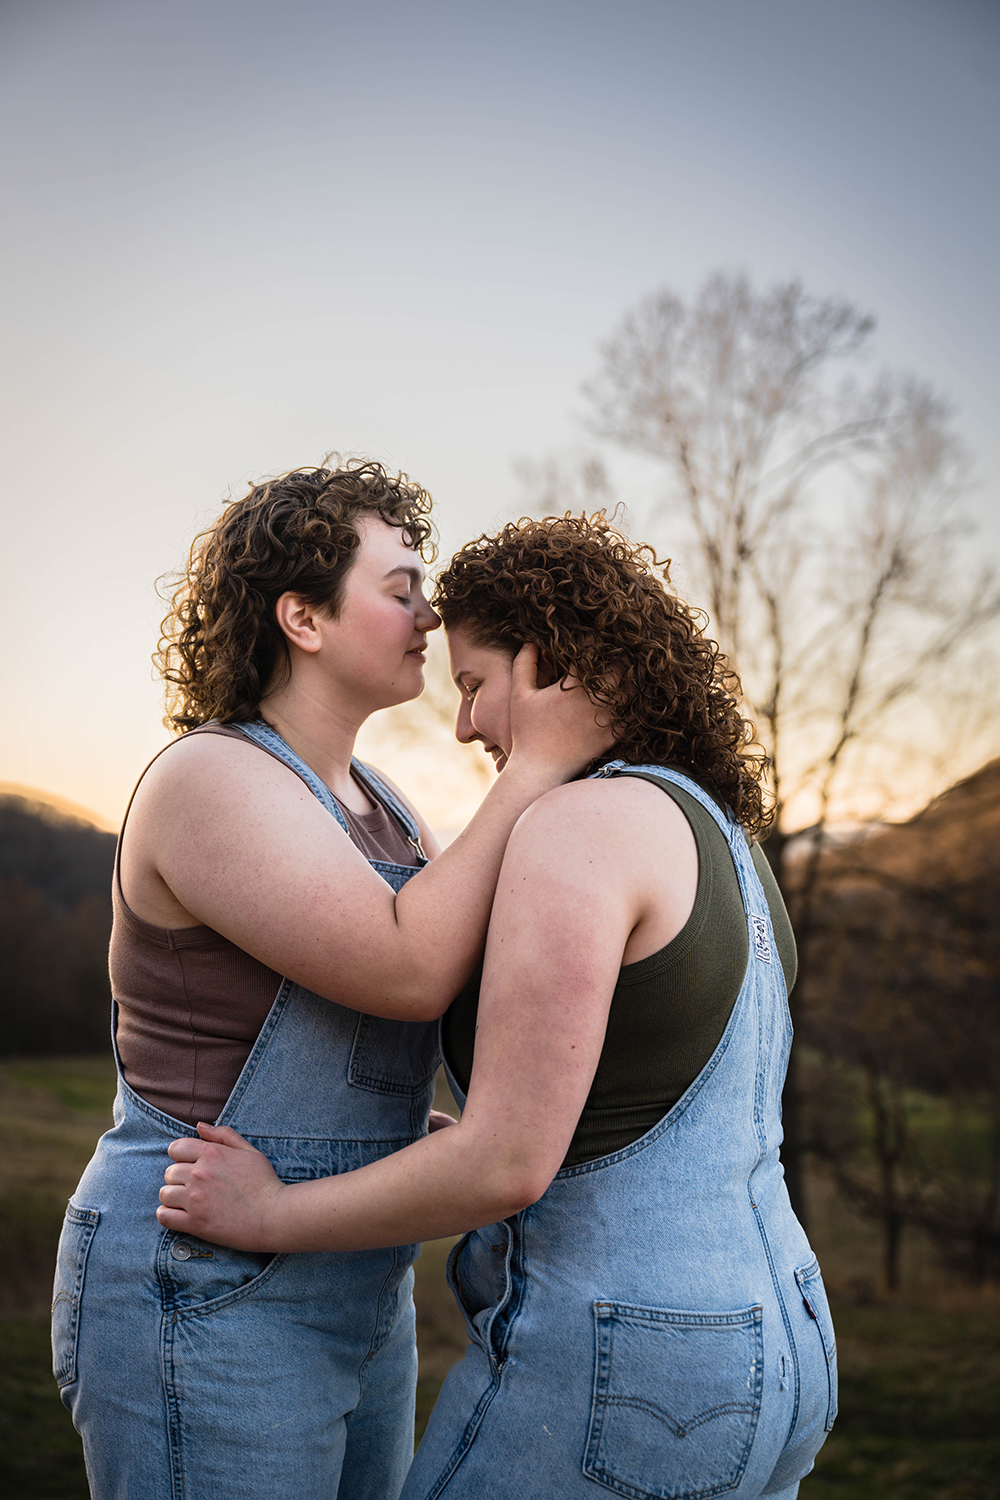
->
<box><xmin>52</xmin><ymin>464</ymin><xmax>609</xmax><ymax>1500</ymax></box>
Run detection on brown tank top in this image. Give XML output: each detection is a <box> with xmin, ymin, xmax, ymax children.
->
<box><xmin>112</xmin><ymin>725</ymin><xmax>419</xmax><ymax>1125</ymax></box>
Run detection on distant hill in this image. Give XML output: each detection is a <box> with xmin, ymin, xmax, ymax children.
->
<box><xmin>0</xmin><ymin>780</ymin><xmax>117</xmax><ymax>833</ymax></box>
<box><xmin>0</xmin><ymin>793</ymin><xmax>117</xmax><ymax>1055</ymax></box>
<box><xmin>0</xmin><ymin>792</ymin><xmax>118</xmax><ymax>912</ymax></box>
<box><xmin>801</xmin><ymin>756</ymin><xmax>1000</xmax><ymax>1094</ymax></box>
<box><xmin>855</xmin><ymin>756</ymin><xmax>1000</xmax><ymax>883</ymax></box>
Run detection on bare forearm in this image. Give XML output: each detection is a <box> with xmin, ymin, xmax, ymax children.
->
<box><xmin>390</xmin><ymin>758</ymin><xmax>564</xmax><ymax>1009</ymax></box>
<box><xmin>168</xmin><ymin>1122</ymin><xmax>542</xmax><ymax>1254</ymax></box>
<box><xmin>266</xmin><ymin>1149</ymin><xmax>502</xmax><ymax>1252</ymax></box>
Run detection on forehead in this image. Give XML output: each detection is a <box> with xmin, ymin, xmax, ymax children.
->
<box><xmin>353</xmin><ymin>515</ymin><xmax>424</xmax><ymax>578</ymax></box>
<box><xmin>445</xmin><ymin>624</ymin><xmax>510</xmax><ymax>678</ymax></box>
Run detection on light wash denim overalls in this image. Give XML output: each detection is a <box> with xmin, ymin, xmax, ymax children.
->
<box><xmin>52</xmin><ymin>722</ymin><xmax>442</xmax><ymax>1500</ymax></box>
<box><xmin>403</xmin><ymin>764</ymin><xmax>836</xmax><ymax>1500</ymax></box>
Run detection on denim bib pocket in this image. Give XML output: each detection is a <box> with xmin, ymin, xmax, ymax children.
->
<box><xmin>52</xmin><ymin>1203</ymin><xmax>100</xmax><ymax>1387</ymax></box>
<box><xmin>348</xmin><ymin>1012</ymin><xmax>440</xmax><ymax>1098</ymax></box>
<box><xmin>794</xmin><ymin>1258</ymin><xmax>838</xmax><ymax>1431</ymax></box>
<box><xmin>584</xmin><ymin>1301</ymin><xmax>764</xmax><ymax>1500</ymax></box>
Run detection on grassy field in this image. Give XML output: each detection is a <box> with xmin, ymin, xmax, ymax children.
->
<box><xmin>2</xmin><ymin>1056</ymin><xmax>998</xmax><ymax>1498</ymax></box>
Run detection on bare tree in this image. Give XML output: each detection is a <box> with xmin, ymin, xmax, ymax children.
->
<box><xmin>521</xmin><ymin>271</ymin><xmax>1000</xmax><ymax>1221</ymax></box>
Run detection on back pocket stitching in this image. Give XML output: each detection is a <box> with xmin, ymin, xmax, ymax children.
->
<box><xmin>585</xmin><ymin>1301</ymin><xmax>764</xmax><ymax>1500</ymax></box>
<box><xmin>52</xmin><ymin>1205</ymin><xmax>100</xmax><ymax>1388</ymax></box>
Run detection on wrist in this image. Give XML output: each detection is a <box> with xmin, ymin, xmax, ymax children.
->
<box><xmin>497</xmin><ymin>751</ymin><xmax>564</xmax><ymax>799</ymax></box>
<box><xmin>260</xmin><ymin>1179</ymin><xmax>294</xmax><ymax>1251</ymax></box>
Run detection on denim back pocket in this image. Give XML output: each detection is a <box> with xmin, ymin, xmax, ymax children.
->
<box><xmin>347</xmin><ymin>1013</ymin><xmax>440</xmax><ymax>1098</ymax></box>
<box><xmin>51</xmin><ymin>1204</ymin><xmax>100</xmax><ymax>1388</ymax></box>
<box><xmin>794</xmin><ymin>1259</ymin><xmax>838</xmax><ymax>1431</ymax></box>
<box><xmin>584</xmin><ymin>1301</ymin><xmax>764</xmax><ymax>1500</ymax></box>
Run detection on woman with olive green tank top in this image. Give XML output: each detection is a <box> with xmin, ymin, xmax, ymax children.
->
<box><xmin>442</xmin><ymin>772</ymin><xmax>796</xmax><ymax>1169</ymax></box>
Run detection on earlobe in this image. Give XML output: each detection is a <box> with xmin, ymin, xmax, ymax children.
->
<box><xmin>274</xmin><ymin>592</ymin><xmax>324</xmax><ymax>654</ymax></box>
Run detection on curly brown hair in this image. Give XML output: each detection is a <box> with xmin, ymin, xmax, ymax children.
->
<box><xmin>432</xmin><ymin>513</ymin><xmax>772</xmax><ymax>835</ymax></box>
<box><xmin>157</xmin><ymin>460</ymin><xmax>435</xmax><ymax>731</ymax></box>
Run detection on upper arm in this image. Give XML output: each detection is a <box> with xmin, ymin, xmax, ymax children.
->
<box><xmin>131</xmin><ymin>736</ymin><xmax>432</xmax><ymax>1017</ymax></box>
<box><xmin>458</xmin><ymin>783</ymin><xmax>648</xmax><ymax>1194</ymax></box>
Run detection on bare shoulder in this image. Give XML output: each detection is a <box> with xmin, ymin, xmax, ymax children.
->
<box><xmin>137</xmin><ymin>729</ymin><xmax>306</xmax><ymax>809</ymax></box>
<box><xmin>510</xmin><ymin>772</ymin><xmax>694</xmax><ymax>864</ymax></box>
<box><xmin>517</xmin><ymin>772</ymin><xmax>692</xmax><ymax>831</ymax></box>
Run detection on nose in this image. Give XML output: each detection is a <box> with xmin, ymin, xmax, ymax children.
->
<box><xmin>417</xmin><ymin>595</ymin><xmax>441</xmax><ymax>632</ymax></box>
<box><xmin>454</xmin><ymin>696</ymin><xmax>478</xmax><ymax>745</ymax></box>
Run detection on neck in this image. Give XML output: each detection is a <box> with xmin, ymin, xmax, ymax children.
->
<box><xmin>258</xmin><ymin>679</ymin><xmax>367</xmax><ymax>806</ymax></box>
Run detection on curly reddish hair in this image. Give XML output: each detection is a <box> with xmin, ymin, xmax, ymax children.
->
<box><xmin>157</xmin><ymin>460</ymin><xmax>435</xmax><ymax>731</ymax></box>
<box><xmin>432</xmin><ymin>513</ymin><xmax>772</xmax><ymax>835</ymax></box>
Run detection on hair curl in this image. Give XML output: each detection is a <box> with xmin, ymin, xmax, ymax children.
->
<box><xmin>432</xmin><ymin>512</ymin><xmax>772</xmax><ymax>835</ymax></box>
<box><xmin>157</xmin><ymin>460</ymin><xmax>435</xmax><ymax>731</ymax></box>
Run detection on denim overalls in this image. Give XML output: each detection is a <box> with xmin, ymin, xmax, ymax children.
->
<box><xmin>52</xmin><ymin>722</ymin><xmax>442</xmax><ymax>1500</ymax></box>
<box><xmin>403</xmin><ymin>764</ymin><xmax>836</xmax><ymax>1500</ymax></box>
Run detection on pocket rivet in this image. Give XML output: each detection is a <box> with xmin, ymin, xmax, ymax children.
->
<box><xmin>171</xmin><ymin>1241</ymin><xmax>193</xmax><ymax>1261</ymax></box>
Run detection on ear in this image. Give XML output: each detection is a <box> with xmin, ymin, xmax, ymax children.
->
<box><xmin>274</xmin><ymin>592</ymin><xmax>325</xmax><ymax>654</ymax></box>
<box><xmin>535</xmin><ymin>647</ymin><xmax>560</xmax><ymax>689</ymax></box>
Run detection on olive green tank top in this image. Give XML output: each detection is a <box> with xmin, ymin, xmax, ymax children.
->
<box><xmin>441</xmin><ymin>771</ymin><xmax>795</xmax><ymax>1169</ymax></box>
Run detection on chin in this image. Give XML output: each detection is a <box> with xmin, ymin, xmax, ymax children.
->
<box><xmin>387</xmin><ymin>678</ymin><xmax>425</xmax><ymax>708</ymax></box>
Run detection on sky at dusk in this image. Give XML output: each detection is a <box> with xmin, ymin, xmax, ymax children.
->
<box><xmin>2</xmin><ymin>0</ymin><xmax>998</xmax><ymax>831</ymax></box>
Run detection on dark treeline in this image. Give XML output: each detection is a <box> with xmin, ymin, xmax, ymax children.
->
<box><xmin>798</xmin><ymin>757</ymin><xmax>1000</xmax><ymax>1287</ymax></box>
<box><xmin>0</xmin><ymin>795</ymin><xmax>116</xmax><ymax>1054</ymax></box>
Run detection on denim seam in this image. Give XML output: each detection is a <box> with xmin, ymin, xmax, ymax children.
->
<box><xmin>357</xmin><ymin>1245</ymin><xmax>404</xmax><ymax>1375</ymax></box>
<box><xmin>422</xmin><ymin>1364</ymin><xmax>506</xmax><ymax>1500</ymax></box>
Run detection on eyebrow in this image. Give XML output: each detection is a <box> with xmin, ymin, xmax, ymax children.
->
<box><xmin>382</xmin><ymin>564</ymin><xmax>425</xmax><ymax>586</ymax></box>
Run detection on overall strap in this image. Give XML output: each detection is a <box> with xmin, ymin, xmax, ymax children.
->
<box><xmin>234</xmin><ymin>719</ymin><xmax>349</xmax><ymax>832</ymax></box>
<box><xmin>234</xmin><ymin>721</ymin><xmax>425</xmax><ymax>859</ymax></box>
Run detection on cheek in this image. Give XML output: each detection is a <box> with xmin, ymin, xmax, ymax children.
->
<box><xmin>473</xmin><ymin>684</ymin><xmax>513</xmax><ymax>748</ymax></box>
